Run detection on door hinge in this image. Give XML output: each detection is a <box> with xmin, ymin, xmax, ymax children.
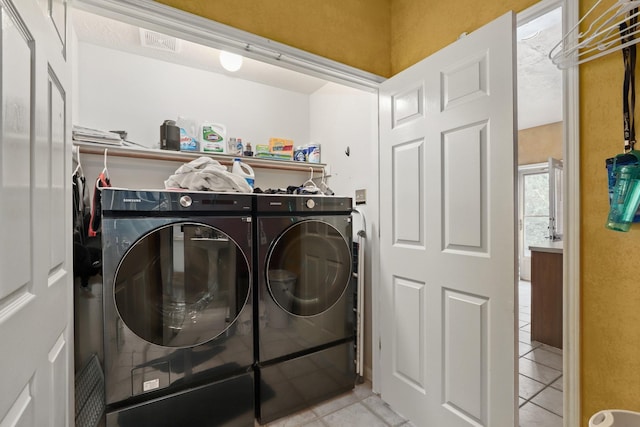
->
<box><xmin>379</xmin><ymin>337</ymin><xmax>381</xmax><ymax>351</ymax></box>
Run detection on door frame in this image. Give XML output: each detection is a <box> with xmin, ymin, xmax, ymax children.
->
<box><xmin>517</xmin><ymin>1</ymin><xmax>580</xmax><ymax>426</ymax></box>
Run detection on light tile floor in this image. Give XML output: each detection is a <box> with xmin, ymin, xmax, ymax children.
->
<box><xmin>518</xmin><ymin>280</ymin><xmax>564</xmax><ymax>427</ymax></box>
<box><xmin>260</xmin><ymin>381</ymin><xmax>414</xmax><ymax>427</ymax></box>
<box><xmin>265</xmin><ymin>280</ymin><xmax>563</xmax><ymax>427</ymax></box>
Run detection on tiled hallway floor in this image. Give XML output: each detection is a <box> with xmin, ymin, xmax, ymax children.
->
<box><xmin>265</xmin><ymin>280</ymin><xmax>563</xmax><ymax>427</ymax></box>
<box><xmin>518</xmin><ymin>280</ymin><xmax>564</xmax><ymax>427</ymax></box>
<box><xmin>260</xmin><ymin>381</ymin><xmax>414</xmax><ymax>427</ymax></box>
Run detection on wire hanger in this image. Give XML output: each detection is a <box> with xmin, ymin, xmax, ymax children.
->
<box><xmin>319</xmin><ymin>167</ymin><xmax>334</xmax><ymax>195</ymax></box>
<box><xmin>73</xmin><ymin>145</ymin><xmax>84</xmax><ymax>177</ymax></box>
<box><xmin>302</xmin><ymin>167</ymin><xmax>320</xmax><ymax>193</ymax></box>
<box><xmin>102</xmin><ymin>148</ymin><xmax>110</xmax><ymax>180</ymax></box>
<box><xmin>550</xmin><ymin>0</ymin><xmax>640</xmax><ymax>68</ymax></box>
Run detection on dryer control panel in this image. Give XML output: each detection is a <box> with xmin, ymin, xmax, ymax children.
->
<box><xmin>256</xmin><ymin>194</ymin><xmax>352</xmax><ymax>213</ymax></box>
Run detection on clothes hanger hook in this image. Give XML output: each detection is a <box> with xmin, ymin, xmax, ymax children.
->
<box><xmin>73</xmin><ymin>145</ymin><xmax>85</xmax><ymax>177</ymax></box>
<box><xmin>103</xmin><ymin>148</ymin><xmax>109</xmax><ymax>179</ymax></box>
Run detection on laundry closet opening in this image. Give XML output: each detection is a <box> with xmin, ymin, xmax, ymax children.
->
<box><xmin>70</xmin><ymin>3</ymin><xmax>379</xmax><ymax>425</ymax></box>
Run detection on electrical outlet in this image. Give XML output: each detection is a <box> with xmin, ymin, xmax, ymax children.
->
<box><xmin>355</xmin><ymin>189</ymin><xmax>366</xmax><ymax>205</ymax></box>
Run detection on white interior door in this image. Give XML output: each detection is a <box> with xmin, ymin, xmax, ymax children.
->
<box><xmin>0</xmin><ymin>0</ymin><xmax>73</xmax><ymax>426</ymax></box>
<box><xmin>378</xmin><ymin>12</ymin><xmax>517</xmax><ymax>427</ymax></box>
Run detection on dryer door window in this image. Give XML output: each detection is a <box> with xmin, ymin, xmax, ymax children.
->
<box><xmin>114</xmin><ymin>223</ymin><xmax>250</xmax><ymax>347</ymax></box>
<box><xmin>266</xmin><ymin>220</ymin><xmax>351</xmax><ymax>316</ymax></box>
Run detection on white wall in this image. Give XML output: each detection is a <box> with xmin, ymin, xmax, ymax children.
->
<box><xmin>76</xmin><ymin>42</ymin><xmax>311</xmax><ymax>150</ymax></box>
<box><xmin>309</xmin><ymin>83</ymin><xmax>377</xmax><ymax>200</ymax></box>
<box><xmin>309</xmin><ymin>82</ymin><xmax>378</xmax><ymax>380</ymax></box>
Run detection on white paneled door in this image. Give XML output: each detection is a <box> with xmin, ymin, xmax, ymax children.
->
<box><xmin>1</xmin><ymin>0</ymin><xmax>73</xmax><ymax>426</ymax></box>
<box><xmin>379</xmin><ymin>12</ymin><xmax>517</xmax><ymax>427</ymax></box>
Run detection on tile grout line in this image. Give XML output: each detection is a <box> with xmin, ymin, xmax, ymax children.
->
<box><xmin>520</xmin><ymin>351</ymin><xmax>563</xmax><ymax>371</ymax></box>
<box><xmin>519</xmin><ymin>381</ymin><xmax>560</xmax><ymax>410</ymax></box>
<box><xmin>305</xmin><ymin>385</ymin><xmax>387</xmax><ymax>427</ymax></box>
<box><xmin>360</xmin><ymin>395</ymin><xmax>410</xmax><ymax>427</ymax></box>
<box><xmin>358</xmin><ymin>399</ymin><xmax>396</xmax><ymax>427</ymax></box>
<box><xmin>526</xmin><ymin>397</ymin><xmax>564</xmax><ymax>418</ymax></box>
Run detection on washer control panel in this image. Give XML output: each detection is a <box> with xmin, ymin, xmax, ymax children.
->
<box><xmin>101</xmin><ymin>189</ymin><xmax>253</xmax><ymax>212</ymax></box>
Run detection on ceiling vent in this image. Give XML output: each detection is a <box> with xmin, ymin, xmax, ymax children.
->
<box><xmin>139</xmin><ymin>29</ymin><xmax>181</xmax><ymax>53</ymax></box>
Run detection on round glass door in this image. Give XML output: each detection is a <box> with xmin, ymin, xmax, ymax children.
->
<box><xmin>266</xmin><ymin>220</ymin><xmax>351</xmax><ymax>317</ymax></box>
<box><xmin>114</xmin><ymin>223</ymin><xmax>250</xmax><ymax>347</ymax></box>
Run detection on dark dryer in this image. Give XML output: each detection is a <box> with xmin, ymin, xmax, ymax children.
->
<box><xmin>100</xmin><ymin>189</ymin><xmax>255</xmax><ymax>427</ymax></box>
<box><xmin>255</xmin><ymin>194</ymin><xmax>356</xmax><ymax>424</ymax></box>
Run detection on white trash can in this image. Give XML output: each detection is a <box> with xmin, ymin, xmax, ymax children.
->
<box><xmin>590</xmin><ymin>410</ymin><xmax>640</xmax><ymax>427</ymax></box>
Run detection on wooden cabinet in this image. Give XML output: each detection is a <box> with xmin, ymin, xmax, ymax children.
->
<box><xmin>530</xmin><ymin>248</ymin><xmax>563</xmax><ymax>349</ymax></box>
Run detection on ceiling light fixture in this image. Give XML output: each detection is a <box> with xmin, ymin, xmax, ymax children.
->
<box><xmin>220</xmin><ymin>50</ymin><xmax>243</xmax><ymax>72</ymax></box>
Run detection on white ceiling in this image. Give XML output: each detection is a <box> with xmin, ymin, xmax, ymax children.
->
<box><xmin>72</xmin><ymin>8</ymin><xmax>563</xmax><ymax>130</ymax></box>
<box><xmin>71</xmin><ymin>9</ymin><xmax>329</xmax><ymax>95</ymax></box>
<box><xmin>517</xmin><ymin>7</ymin><xmax>563</xmax><ymax>130</ymax></box>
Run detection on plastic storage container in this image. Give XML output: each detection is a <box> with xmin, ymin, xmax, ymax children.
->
<box><xmin>232</xmin><ymin>158</ymin><xmax>255</xmax><ymax>189</ymax></box>
<box><xmin>176</xmin><ymin>117</ymin><xmax>199</xmax><ymax>151</ymax></box>
<box><xmin>590</xmin><ymin>410</ymin><xmax>640</xmax><ymax>427</ymax></box>
<box><xmin>307</xmin><ymin>143</ymin><xmax>321</xmax><ymax>163</ymax></box>
<box><xmin>200</xmin><ymin>122</ymin><xmax>226</xmax><ymax>153</ymax></box>
<box><xmin>294</xmin><ymin>146</ymin><xmax>307</xmax><ymax>162</ymax></box>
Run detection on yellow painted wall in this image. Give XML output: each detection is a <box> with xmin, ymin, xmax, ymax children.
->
<box><xmin>518</xmin><ymin>122</ymin><xmax>563</xmax><ymax>165</ymax></box>
<box><xmin>390</xmin><ymin>0</ymin><xmax>537</xmax><ymax>74</ymax></box>
<box><xmin>155</xmin><ymin>0</ymin><xmax>391</xmax><ymax>77</ymax></box>
<box><xmin>579</xmin><ymin>2</ymin><xmax>640</xmax><ymax>424</ymax></box>
<box><xmin>155</xmin><ymin>0</ymin><xmax>640</xmax><ymax>423</ymax></box>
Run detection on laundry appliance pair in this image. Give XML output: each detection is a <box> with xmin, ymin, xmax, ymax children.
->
<box><xmin>99</xmin><ymin>189</ymin><xmax>355</xmax><ymax>426</ymax></box>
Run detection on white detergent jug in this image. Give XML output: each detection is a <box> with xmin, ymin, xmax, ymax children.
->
<box><xmin>232</xmin><ymin>158</ymin><xmax>255</xmax><ymax>189</ymax></box>
<box><xmin>201</xmin><ymin>122</ymin><xmax>226</xmax><ymax>153</ymax></box>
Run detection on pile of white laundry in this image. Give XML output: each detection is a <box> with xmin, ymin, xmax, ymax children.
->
<box><xmin>165</xmin><ymin>157</ymin><xmax>252</xmax><ymax>193</ymax></box>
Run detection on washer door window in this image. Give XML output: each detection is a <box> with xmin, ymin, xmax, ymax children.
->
<box><xmin>267</xmin><ymin>220</ymin><xmax>351</xmax><ymax>316</ymax></box>
<box><xmin>114</xmin><ymin>223</ymin><xmax>250</xmax><ymax>347</ymax></box>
